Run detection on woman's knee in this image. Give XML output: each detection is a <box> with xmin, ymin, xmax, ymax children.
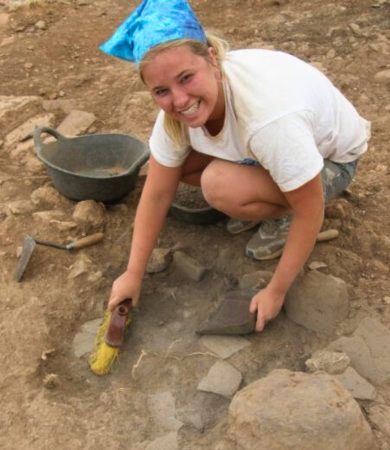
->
<box><xmin>200</xmin><ymin>160</ymin><xmax>230</xmax><ymax>208</ymax></box>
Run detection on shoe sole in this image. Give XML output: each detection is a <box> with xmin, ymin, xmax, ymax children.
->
<box><xmin>227</xmin><ymin>220</ymin><xmax>261</xmax><ymax>235</ymax></box>
<box><xmin>245</xmin><ymin>229</ymin><xmax>340</xmax><ymax>261</ymax></box>
<box><xmin>245</xmin><ymin>247</ymin><xmax>283</xmax><ymax>261</ymax></box>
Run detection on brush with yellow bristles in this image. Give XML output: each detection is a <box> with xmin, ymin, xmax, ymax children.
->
<box><xmin>89</xmin><ymin>299</ymin><xmax>133</xmax><ymax>375</ymax></box>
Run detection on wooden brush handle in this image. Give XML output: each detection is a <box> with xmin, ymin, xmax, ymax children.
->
<box><xmin>69</xmin><ymin>232</ymin><xmax>104</xmax><ymax>249</ymax></box>
<box><xmin>316</xmin><ymin>229</ymin><xmax>339</xmax><ymax>242</ymax></box>
<box><xmin>105</xmin><ymin>299</ymin><xmax>132</xmax><ymax>348</ymax></box>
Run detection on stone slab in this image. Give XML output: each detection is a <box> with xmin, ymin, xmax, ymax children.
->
<box><xmin>200</xmin><ymin>335</ymin><xmax>251</xmax><ymax>359</ymax></box>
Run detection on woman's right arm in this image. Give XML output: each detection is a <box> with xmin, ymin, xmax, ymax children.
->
<box><xmin>108</xmin><ymin>155</ymin><xmax>182</xmax><ymax>310</ymax></box>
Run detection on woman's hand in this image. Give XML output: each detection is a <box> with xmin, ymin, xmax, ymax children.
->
<box><xmin>249</xmin><ymin>287</ymin><xmax>285</xmax><ymax>332</ymax></box>
<box><xmin>108</xmin><ymin>271</ymin><xmax>142</xmax><ymax>311</ymax></box>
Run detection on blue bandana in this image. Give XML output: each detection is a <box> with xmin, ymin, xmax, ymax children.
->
<box><xmin>100</xmin><ymin>0</ymin><xmax>207</xmax><ymax>64</ymax></box>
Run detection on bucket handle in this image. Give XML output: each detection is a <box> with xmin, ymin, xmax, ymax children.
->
<box><xmin>33</xmin><ymin>127</ymin><xmax>66</xmax><ymax>156</ymax></box>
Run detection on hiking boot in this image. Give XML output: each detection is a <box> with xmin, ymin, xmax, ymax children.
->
<box><xmin>245</xmin><ymin>216</ymin><xmax>292</xmax><ymax>260</ymax></box>
<box><xmin>227</xmin><ymin>218</ymin><xmax>262</xmax><ymax>234</ymax></box>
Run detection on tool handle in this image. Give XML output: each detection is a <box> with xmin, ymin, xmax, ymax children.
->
<box><xmin>105</xmin><ymin>299</ymin><xmax>133</xmax><ymax>348</ymax></box>
<box><xmin>68</xmin><ymin>232</ymin><xmax>104</xmax><ymax>249</ymax></box>
<box><xmin>316</xmin><ymin>229</ymin><xmax>339</xmax><ymax>242</ymax></box>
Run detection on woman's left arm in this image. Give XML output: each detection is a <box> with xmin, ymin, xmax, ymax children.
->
<box><xmin>250</xmin><ymin>173</ymin><xmax>325</xmax><ymax>331</ymax></box>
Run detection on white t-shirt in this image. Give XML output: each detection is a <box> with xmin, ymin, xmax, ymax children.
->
<box><xmin>149</xmin><ymin>49</ymin><xmax>370</xmax><ymax>192</ymax></box>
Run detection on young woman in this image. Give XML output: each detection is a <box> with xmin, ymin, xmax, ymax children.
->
<box><xmin>101</xmin><ymin>0</ymin><xmax>370</xmax><ymax>331</ymax></box>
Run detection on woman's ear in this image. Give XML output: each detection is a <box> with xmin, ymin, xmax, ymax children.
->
<box><xmin>208</xmin><ymin>46</ymin><xmax>217</xmax><ymax>66</ymax></box>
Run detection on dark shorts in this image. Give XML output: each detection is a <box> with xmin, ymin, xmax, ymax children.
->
<box><xmin>238</xmin><ymin>158</ymin><xmax>358</xmax><ymax>203</ymax></box>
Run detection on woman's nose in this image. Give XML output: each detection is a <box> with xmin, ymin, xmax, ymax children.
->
<box><xmin>172</xmin><ymin>87</ymin><xmax>189</xmax><ymax>108</ymax></box>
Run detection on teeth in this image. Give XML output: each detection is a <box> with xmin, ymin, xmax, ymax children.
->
<box><xmin>180</xmin><ymin>101</ymin><xmax>199</xmax><ymax>115</ymax></box>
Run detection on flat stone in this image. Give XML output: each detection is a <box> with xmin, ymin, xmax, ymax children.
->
<box><xmin>305</xmin><ymin>349</ymin><xmax>350</xmax><ymax>374</ymax></box>
<box><xmin>72</xmin><ymin>200</ymin><xmax>105</xmax><ymax>231</ymax></box>
<box><xmin>200</xmin><ymin>335</ymin><xmax>251</xmax><ymax>359</ymax></box>
<box><xmin>33</xmin><ymin>210</ymin><xmax>65</xmax><ymax>222</ymax></box>
<box><xmin>197</xmin><ymin>360</ymin><xmax>242</xmax><ymax>398</ymax></box>
<box><xmin>196</xmin><ymin>291</ymin><xmax>256</xmax><ymax>336</ymax></box>
<box><xmin>239</xmin><ymin>270</ymin><xmax>273</xmax><ymax>290</ymax></box>
<box><xmin>30</xmin><ymin>185</ymin><xmax>67</xmax><ymax>208</ymax></box>
<box><xmin>308</xmin><ymin>261</ymin><xmax>328</xmax><ymax>270</ymax></box>
<box><xmin>57</xmin><ymin>110</ymin><xmax>96</xmax><ymax>137</ymax></box>
<box><xmin>145</xmin><ymin>432</ymin><xmax>178</xmax><ymax>450</ymax></box>
<box><xmin>228</xmin><ymin>370</ymin><xmax>375</xmax><ymax>450</ymax></box>
<box><xmin>146</xmin><ymin>248</ymin><xmax>172</xmax><ymax>273</ymax></box>
<box><xmin>368</xmin><ymin>404</ymin><xmax>390</xmax><ymax>439</ymax></box>
<box><xmin>329</xmin><ymin>317</ymin><xmax>390</xmax><ymax>384</ymax></box>
<box><xmin>375</xmin><ymin>69</ymin><xmax>390</xmax><ymax>84</ymax></box>
<box><xmin>173</xmin><ymin>251</ymin><xmax>207</xmax><ymax>281</ymax></box>
<box><xmin>0</xmin><ymin>95</ymin><xmax>41</xmax><ymax>135</ymax></box>
<box><xmin>4</xmin><ymin>113</ymin><xmax>55</xmax><ymax>148</ymax></box>
<box><xmin>68</xmin><ymin>255</ymin><xmax>92</xmax><ymax>279</ymax></box>
<box><xmin>72</xmin><ymin>318</ymin><xmax>101</xmax><ymax>358</ymax></box>
<box><xmin>6</xmin><ymin>200</ymin><xmax>35</xmax><ymax>215</ymax></box>
<box><xmin>284</xmin><ymin>270</ymin><xmax>349</xmax><ymax>334</ymax></box>
<box><xmin>147</xmin><ymin>391</ymin><xmax>183</xmax><ymax>432</ymax></box>
<box><xmin>336</xmin><ymin>367</ymin><xmax>377</xmax><ymax>400</ymax></box>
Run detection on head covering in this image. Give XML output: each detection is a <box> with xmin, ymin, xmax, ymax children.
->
<box><xmin>100</xmin><ymin>0</ymin><xmax>207</xmax><ymax>64</ymax></box>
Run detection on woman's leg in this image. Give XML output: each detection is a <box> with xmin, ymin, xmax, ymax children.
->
<box><xmin>200</xmin><ymin>159</ymin><xmax>290</xmax><ymax>220</ymax></box>
<box><xmin>180</xmin><ymin>149</ymin><xmax>214</xmax><ymax>186</ymax></box>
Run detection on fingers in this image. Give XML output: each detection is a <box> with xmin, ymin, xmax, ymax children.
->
<box><xmin>249</xmin><ymin>297</ymin><xmax>258</xmax><ymax>314</ymax></box>
<box><xmin>256</xmin><ymin>310</ymin><xmax>266</xmax><ymax>332</ymax></box>
<box><xmin>249</xmin><ymin>297</ymin><xmax>266</xmax><ymax>332</ymax></box>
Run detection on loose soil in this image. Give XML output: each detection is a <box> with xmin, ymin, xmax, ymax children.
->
<box><xmin>0</xmin><ymin>0</ymin><xmax>389</xmax><ymax>449</ymax></box>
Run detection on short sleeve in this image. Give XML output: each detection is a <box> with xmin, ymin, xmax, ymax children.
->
<box><xmin>249</xmin><ymin>111</ymin><xmax>324</xmax><ymax>191</ymax></box>
<box><xmin>149</xmin><ymin>111</ymin><xmax>191</xmax><ymax>167</ymax></box>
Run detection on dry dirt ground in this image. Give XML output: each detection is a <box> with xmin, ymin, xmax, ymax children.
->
<box><xmin>0</xmin><ymin>0</ymin><xmax>389</xmax><ymax>449</ymax></box>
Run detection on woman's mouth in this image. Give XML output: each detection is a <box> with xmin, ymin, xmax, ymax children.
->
<box><xmin>179</xmin><ymin>100</ymin><xmax>200</xmax><ymax>116</ymax></box>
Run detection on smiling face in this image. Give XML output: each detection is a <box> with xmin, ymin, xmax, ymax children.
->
<box><xmin>141</xmin><ymin>44</ymin><xmax>225</xmax><ymax>130</ymax></box>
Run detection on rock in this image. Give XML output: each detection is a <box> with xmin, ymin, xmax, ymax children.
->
<box><xmin>68</xmin><ymin>254</ymin><xmax>92</xmax><ymax>279</ymax></box>
<box><xmin>147</xmin><ymin>391</ymin><xmax>183</xmax><ymax>432</ymax></box>
<box><xmin>57</xmin><ymin>110</ymin><xmax>96</xmax><ymax>136</ymax></box>
<box><xmin>284</xmin><ymin>270</ymin><xmax>349</xmax><ymax>334</ymax></box>
<box><xmin>173</xmin><ymin>251</ymin><xmax>207</xmax><ymax>281</ymax></box>
<box><xmin>33</xmin><ymin>210</ymin><xmax>65</xmax><ymax>222</ymax></box>
<box><xmin>308</xmin><ymin>261</ymin><xmax>328</xmax><ymax>270</ymax></box>
<box><xmin>43</xmin><ymin>373</ymin><xmax>60</xmax><ymax>389</ymax></box>
<box><xmin>0</xmin><ymin>13</ymin><xmax>9</xmax><ymax>27</ymax></box>
<box><xmin>42</xmin><ymin>99</ymin><xmax>77</xmax><ymax>113</ymax></box>
<box><xmin>305</xmin><ymin>349</ymin><xmax>350</xmax><ymax>374</ymax></box>
<box><xmin>374</xmin><ymin>69</ymin><xmax>390</xmax><ymax>84</ymax></box>
<box><xmin>336</xmin><ymin>367</ymin><xmax>377</xmax><ymax>400</ymax></box>
<box><xmin>145</xmin><ymin>432</ymin><xmax>178</xmax><ymax>450</ymax></box>
<box><xmin>200</xmin><ymin>335</ymin><xmax>251</xmax><ymax>359</ymax></box>
<box><xmin>239</xmin><ymin>270</ymin><xmax>273</xmax><ymax>290</ymax></box>
<box><xmin>6</xmin><ymin>200</ymin><xmax>35</xmax><ymax>215</ymax></box>
<box><xmin>329</xmin><ymin>317</ymin><xmax>390</xmax><ymax>384</ymax></box>
<box><xmin>197</xmin><ymin>360</ymin><xmax>242</xmax><ymax>398</ymax></box>
<box><xmin>35</xmin><ymin>20</ymin><xmax>46</xmax><ymax>30</ymax></box>
<box><xmin>72</xmin><ymin>318</ymin><xmax>101</xmax><ymax>358</ymax></box>
<box><xmin>47</xmin><ymin>219</ymin><xmax>77</xmax><ymax>232</ymax></box>
<box><xmin>10</xmin><ymin>139</ymin><xmax>34</xmax><ymax>160</ymax></box>
<box><xmin>24</xmin><ymin>155</ymin><xmax>45</xmax><ymax>174</ymax></box>
<box><xmin>30</xmin><ymin>185</ymin><xmax>67</xmax><ymax>208</ymax></box>
<box><xmin>228</xmin><ymin>370</ymin><xmax>375</xmax><ymax>450</ymax></box>
<box><xmin>146</xmin><ymin>248</ymin><xmax>172</xmax><ymax>273</ymax></box>
<box><xmin>349</xmin><ymin>23</ymin><xmax>363</xmax><ymax>35</ymax></box>
<box><xmin>72</xmin><ymin>200</ymin><xmax>105</xmax><ymax>231</ymax></box>
<box><xmin>368</xmin><ymin>404</ymin><xmax>390</xmax><ymax>439</ymax></box>
<box><xmin>4</xmin><ymin>113</ymin><xmax>55</xmax><ymax>148</ymax></box>
<box><xmin>196</xmin><ymin>291</ymin><xmax>255</xmax><ymax>336</ymax></box>
<box><xmin>0</xmin><ymin>95</ymin><xmax>42</xmax><ymax>135</ymax></box>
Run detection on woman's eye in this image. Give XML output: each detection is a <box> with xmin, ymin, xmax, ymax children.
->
<box><xmin>181</xmin><ymin>73</ymin><xmax>193</xmax><ymax>83</ymax></box>
<box><xmin>154</xmin><ymin>88</ymin><xmax>168</xmax><ymax>97</ymax></box>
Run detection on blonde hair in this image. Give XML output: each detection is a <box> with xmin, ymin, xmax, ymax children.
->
<box><xmin>140</xmin><ymin>32</ymin><xmax>229</xmax><ymax>149</ymax></box>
